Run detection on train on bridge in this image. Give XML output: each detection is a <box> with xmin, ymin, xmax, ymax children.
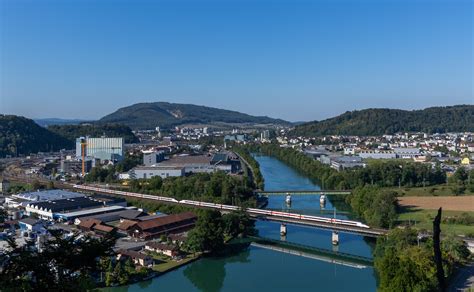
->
<box><xmin>73</xmin><ymin>184</ymin><xmax>370</xmax><ymax>230</ymax></box>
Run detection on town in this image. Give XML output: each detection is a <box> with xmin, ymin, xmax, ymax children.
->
<box><xmin>1</xmin><ymin>0</ymin><xmax>473</xmax><ymax>290</ymax></box>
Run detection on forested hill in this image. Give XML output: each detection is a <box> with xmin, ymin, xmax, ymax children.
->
<box><xmin>290</xmin><ymin>105</ymin><xmax>474</xmax><ymax>136</ymax></box>
<box><xmin>47</xmin><ymin>124</ymin><xmax>139</xmax><ymax>144</ymax></box>
<box><xmin>98</xmin><ymin>102</ymin><xmax>291</xmax><ymax>129</ymax></box>
<box><xmin>0</xmin><ymin>115</ymin><xmax>71</xmax><ymax>157</ymax></box>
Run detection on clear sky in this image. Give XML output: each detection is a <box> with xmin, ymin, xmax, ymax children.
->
<box><xmin>1</xmin><ymin>0</ymin><xmax>472</xmax><ymax>122</ymax></box>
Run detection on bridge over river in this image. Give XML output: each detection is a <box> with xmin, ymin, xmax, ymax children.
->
<box><xmin>256</xmin><ymin>190</ymin><xmax>351</xmax><ymax>195</ymax></box>
<box><xmin>73</xmin><ymin>184</ymin><xmax>387</xmax><ymax>238</ymax></box>
<box><xmin>248</xmin><ymin>236</ymin><xmax>374</xmax><ymax>268</ymax></box>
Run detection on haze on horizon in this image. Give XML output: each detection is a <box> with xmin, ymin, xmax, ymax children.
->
<box><xmin>0</xmin><ymin>0</ymin><xmax>472</xmax><ymax>122</ymax></box>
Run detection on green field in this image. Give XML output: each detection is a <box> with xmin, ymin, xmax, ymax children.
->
<box><xmin>397</xmin><ymin>208</ymin><xmax>474</xmax><ymax>237</ymax></box>
<box><xmin>386</xmin><ymin>184</ymin><xmax>474</xmax><ymax>197</ymax></box>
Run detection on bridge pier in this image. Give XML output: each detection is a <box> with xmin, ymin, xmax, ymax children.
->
<box><xmin>280</xmin><ymin>223</ymin><xmax>287</xmax><ymax>236</ymax></box>
<box><xmin>332</xmin><ymin>231</ymin><xmax>339</xmax><ymax>245</ymax></box>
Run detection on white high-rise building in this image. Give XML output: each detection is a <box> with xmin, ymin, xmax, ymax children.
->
<box><xmin>76</xmin><ymin>137</ymin><xmax>124</xmax><ymax>162</ymax></box>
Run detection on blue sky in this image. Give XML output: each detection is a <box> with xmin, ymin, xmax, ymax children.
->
<box><xmin>1</xmin><ymin>0</ymin><xmax>472</xmax><ymax>122</ymax></box>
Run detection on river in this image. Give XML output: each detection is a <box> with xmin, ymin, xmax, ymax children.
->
<box><xmin>111</xmin><ymin>155</ymin><xmax>377</xmax><ymax>292</ymax></box>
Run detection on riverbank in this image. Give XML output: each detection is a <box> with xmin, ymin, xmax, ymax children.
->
<box><xmin>150</xmin><ymin>253</ymin><xmax>201</xmax><ymax>274</ymax></box>
<box><xmin>110</xmin><ymin>154</ymin><xmax>378</xmax><ymax>292</ymax></box>
<box><xmin>233</xmin><ymin>147</ymin><xmax>265</xmax><ymax>190</ymax></box>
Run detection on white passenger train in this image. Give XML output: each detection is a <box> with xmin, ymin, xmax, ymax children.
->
<box><xmin>72</xmin><ymin>184</ymin><xmax>370</xmax><ymax>229</ymax></box>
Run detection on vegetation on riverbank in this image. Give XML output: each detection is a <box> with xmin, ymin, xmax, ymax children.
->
<box><xmin>126</xmin><ymin>171</ymin><xmax>256</xmax><ymax>206</ymax></box>
<box><xmin>374</xmin><ymin>227</ymin><xmax>471</xmax><ymax>291</ymax></box>
<box><xmin>232</xmin><ymin>146</ymin><xmax>265</xmax><ymax>190</ymax></box>
<box><xmin>346</xmin><ymin>186</ymin><xmax>398</xmax><ymax>228</ymax></box>
<box><xmin>258</xmin><ymin>144</ymin><xmax>446</xmax><ymax>189</ymax></box>
<box><xmin>184</xmin><ymin>209</ymin><xmax>257</xmax><ymax>254</ymax></box>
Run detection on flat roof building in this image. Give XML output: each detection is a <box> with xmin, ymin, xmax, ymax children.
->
<box><xmin>25</xmin><ymin>194</ymin><xmax>127</xmax><ymax>220</ymax></box>
<box><xmin>130</xmin><ymin>166</ymin><xmax>185</xmax><ymax>179</ymax></box>
<box><xmin>76</xmin><ymin>137</ymin><xmax>124</xmax><ymax>162</ymax></box>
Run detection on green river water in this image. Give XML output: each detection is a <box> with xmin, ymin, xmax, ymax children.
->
<box><xmin>110</xmin><ymin>155</ymin><xmax>378</xmax><ymax>292</ymax></box>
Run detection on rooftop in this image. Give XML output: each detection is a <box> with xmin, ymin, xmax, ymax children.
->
<box><xmin>13</xmin><ymin>189</ymin><xmax>84</xmax><ymax>202</ymax></box>
<box><xmin>146</xmin><ymin>241</ymin><xmax>178</xmax><ymax>251</ymax></box>
<box><xmin>19</xmin><ymin>217</ymin><xmax>41</xmax><ymax>226</ymax></box>
<box><xmin>27</xmin><ymin>196</ymin><xmax>103</xmax><ymax>212</ymax></box>
<box><xmin>136</xmin><ymin>212</ymin><xmax>197</xmax><ymax>231</ymax></box>
<box><xmin>159</xmin><ymin>155</ymin><xmax>212</xmax><ymax>166</ymax></box>
<box><xmin>56</xmin><ymin>205</ymin><xmax>126</xmax><ymax>219</ymax></box>
<box><xmin>79</xmin><ymin>209</ymin><xmax>145</xmax><ymax>223</ymax></box>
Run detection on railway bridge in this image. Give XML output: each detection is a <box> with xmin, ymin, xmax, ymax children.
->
<box><xmin>256</xmin><ymin>190</ymin><xmax>351</xmax><ymax>195</ymax></box>
<box><xmin>72</xmin><ymin>184</ymin><xmax>387</xmax><ymax>241</ymax></box>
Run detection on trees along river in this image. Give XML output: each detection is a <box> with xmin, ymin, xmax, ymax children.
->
<box><xmin>111</xmin><ymin>155</ymin><xmax>377</xmax><ymax>292</ymax></box>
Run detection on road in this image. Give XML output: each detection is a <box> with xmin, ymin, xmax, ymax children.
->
<box><xmin>449</xmin><ymin>260</ymin><xmax>474</xmax><ymax>292</ymax></box>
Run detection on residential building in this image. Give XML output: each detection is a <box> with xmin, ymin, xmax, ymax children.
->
<box><xmin>145</xmin><ymin>242</ymin><xmax>179</xmax><ymax>257</ymax></box>
<box><xmin>260</xmin><ymin>130</ymin><xmax>271</xmax><ymax>141</ymax></box>
<box><xmin>117</xmin><ymin>250</ymin><xmax>153</xmax><ymax>267</ymax></box>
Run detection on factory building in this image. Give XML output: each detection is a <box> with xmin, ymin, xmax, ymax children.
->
<box><xmin>76</xmin><ymin>137</ymin><xmax>124</xmax><ymax>162</ymax></box>
<box><xmin>358</xmin><ymin>150</ymin><xmax>397</xmax><ymax>160</ymax></box>
<box><xmin>25</xmin><ymin>195</ymin><xmax>127</xmax><ymax>220</ymax></box>
<box><xmin>143</xmin><ymin>150</ymin><xmax>165</xmax><ymax>166</ymax></box>
<box><xmin>393</xmin><ymin>148</ymin><xmax>421</xmax><ymax>159</ymax></box>
<box><xmin>130</xmin><ymin>166</ymin><xmax>185</xmax><ymax>179</ymax></box>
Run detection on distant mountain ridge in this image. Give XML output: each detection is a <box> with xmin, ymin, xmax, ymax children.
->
<box><xmin>34</xmin><ymin>118</ymin><xmax>88</xmax><ymax>127</ymax></box>
<box><xmin>290</xmin><ymin>105</ymin><xmax>474</xmax><ymax>136</ymax></box>
<box><xmin>98</xmin><ymin>102</ymin><xmax>291</xmax><ymax>129</ymax></box>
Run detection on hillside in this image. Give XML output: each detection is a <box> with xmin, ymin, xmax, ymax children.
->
<box><xmin>98</xmin><ymin>102</ymin><xmax>290</xmax><ymax>129</ymax></box>
<box><xmin>0</xmin><ymin>115</ymin><xmax>72</xmax><ymax>157</ymax></box>
<box><xmin>291</xmin><ymin>105</ymin><xmax>474</xmax><ymax>136</ymax></box>
<box><xmin>47</xmin><ymin>124</ymin><xmax>139</xmax><ymax>144</ymax></box>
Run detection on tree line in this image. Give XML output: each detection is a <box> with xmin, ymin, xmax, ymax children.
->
<box><xmin>127</xmin><ymin>171</ymin><xmax>256</xmax><ymax>206</ymax></box>
<box><xmin>291</xmin><ymin>105</ymin><xmax>474</xmax><ymax>136</ymax></box>
<box><xmin>232</xmin><ymin>146</ymin><xmax>265</xmax><ymax>190</ymax></box>
<box><xmin>258</xmin><ymin>144</ymin><xmax>446</xmax><ymax>190</ymax></box>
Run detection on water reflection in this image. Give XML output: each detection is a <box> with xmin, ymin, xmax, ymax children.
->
<box><xmin>184</xmin><ymin>244</ymin><xmax>251</xmax><ymax>292</ymax></box>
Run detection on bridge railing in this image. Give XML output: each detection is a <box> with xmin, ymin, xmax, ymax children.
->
<box><xmin>248</xmin><ymin>236</ymin><xmax>373</xmax><ymax>265</ymax></box>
